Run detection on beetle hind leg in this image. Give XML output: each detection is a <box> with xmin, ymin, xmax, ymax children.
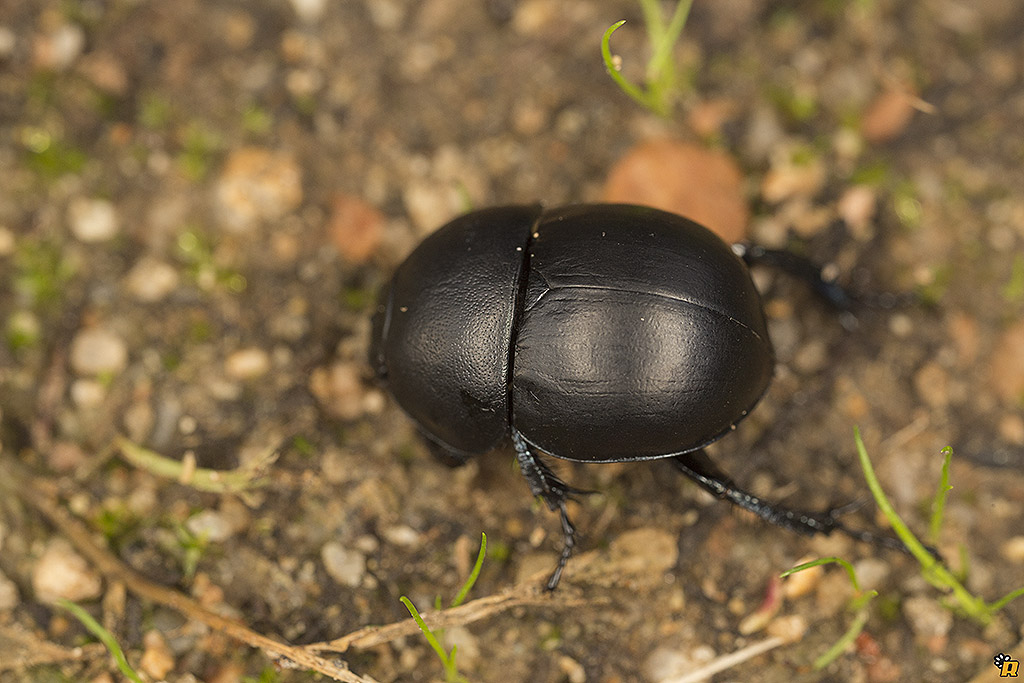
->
<box><xmin>671</xmin><ymin>449</ymin><xmax>917</xmax><ymax>555</ymax></box>
<box><xmin>511</xmin><ymin>429</ymin><xmax>578</xmax><ymax>591</ymax></box>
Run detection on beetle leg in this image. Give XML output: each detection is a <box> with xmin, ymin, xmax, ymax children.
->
<box><xmin>734</xmin><ymin>243</ymin><xmax>859</xmax><ymax>310</ymax></box>
<box><xmin>670</xmin><ymin>450</ymin><xmax>925</xmax><ymax>556</ymax></box>
<box><xmin>511</xmin><ymin>429</ymin><xmax>577</xmax><ymax>590</ymax></box>
<box><xmin>735</xmin><ymin>242</ymin><xmax>914</xmax><ymax>315</ymax></box>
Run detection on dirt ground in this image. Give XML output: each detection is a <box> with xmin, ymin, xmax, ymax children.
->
<box><xmin>1</xmin><ymin>0</ymin><xmax>1023</xmax><ymax>681</ymax></box>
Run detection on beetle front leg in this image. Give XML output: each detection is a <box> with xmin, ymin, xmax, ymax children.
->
<box><xmin>735</xmin><ymin>242</ymin><xmax>913</xmax><ymax>315</ymax></box>
<box><xmin>671</xmin><ymin>449</ymin><xmax>917</xmax><ymax>555</ymax></box>
<box><xmin>733</xmin><ymin>242</ymin><xmax>859</xmax><ymax>310</ymax></box>
<box><xmin>511</xmin><ymin>429</ymin><xmax>577</xmax><ymax>591</ymax></box>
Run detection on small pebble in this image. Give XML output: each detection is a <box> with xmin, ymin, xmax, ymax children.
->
<box><xmin>0</xmin><ymin>225</ymin><xmax>14</xmax><ymax>255</ymax></box>
<box><xmin>32</xmin><ymin>538</ymin><xmax>102</xmax><ymax>603</ymax></box>
<box><xmin>33</xmin><ymin>22</ymin><xmax>85</xmax><ymax>70</ymax></box>
<box><xmin>903</xmin><ymin>595</ymin><xmax>953</xmax><ymax>642</ymax></box>
<box><xmin>761</xmin><ymin>155</ymin><xmax>825</xmax><ymax>203</ymax></box>
<box><xmin>0</xmin><ymin>568</ymin><xmax>19</xmax><ymax>610</ymax></box>
<box><xmin>606</xmin><ymin>527</ymin><xmax>679</xmax><ymax>576</ymax></box>
<box><xmin>224</xmin><ymin>347</ymin><xmax>271</xmax><ymax>380</ymax></box>
<box><xmin>328</xmin><ymin>194</ymin><xmax>384</xmax><ymax>264</ymax></box>
<box><xmin>852</xmin><ymin>557</ymin><xmax>891</xmax><ymax>591</ymax></box>
<box><xmin>782</xmin><ymin>557</ymin><xmax>822</xmax><ymax>599</ymax></box>
<box><xmin>124</xmin><ymin>257</ymin><xmax>179</xmax><ymax>302</ymax></box>
<box><xmin>990</xmin><ymin>321</ymin><xmax>1024</xmax><ymax>404</ymax></box>
<box><xmin>186</xmin><ymin>510</ymin><xmax>234</xmax><ymax>543</ymax></box>
<box><xmin>68</xmin><ymin>198</ymin><xmax>119</xmax><ymax>243</ymax></box>
<box><xmin>999</xmin><ymin>414</ymin><xmax>1024</xmax><ymax>445</ymax></box>
<box><xmin>321</xmin><ymin>541</ymin><xmax>366</xmax><ymax>587</ymax></box>
<box><xmin>364</xmin><ymin>0</ymin><xmax>405</xmax><ymax>30</ymax></box>
<box><xmin>70</xmin><ymin>327</ymin><xmax>128</xmax><ymax>375</ymax></box>
<box><xmin>47</xmin><ymin>440</ymin><xmax>88</xmax><ymax>472</ymax></box>
<box><xmin>558</xmin><ymin>654</ymin><xmax>586</xmax><ymax>683</ymax></box>
<box><xmin>888</xmin><ymin>313</ymin><xmax>914</xmax><ymax>338</ymax></box>
<box><xmin>383</xmin><ymin>524</ymin><xmax>421</xmax><ymax>547</ymax></box>
<box><xmin>139</xmin><ymin>629</ymin><xmax>175</xmax><ymax>680</ymax></box>
<box><xmin>288</xmin><ymin>0</ymin><xmax>327</xmax><ymax>22</ymax></box>
<box><xmin>512</xmin><ymin>0</ymin><xmax>558</xmax><ymax>35</ymax></box>
<box><xmin>913</xmin><ymin>361</ymin><xmax>950</xmax><ymax>408</ymax></box>
<box><xmin>644</xmin><ymin>643</ymin><xmax>716</xmax><ymax>682</ymax></box>
<box><xmin>215</xmin><ymin>147</ymin><xmax>303</xmax><ymax>232</ymax></box>
<box><xmin>837</xmin><ymin>184</ymin><xmax>877</xmax><ymax>237</ymax></box>
<box><xmin>402</xmin><ymin>178</ymin><xmax>460</xmax><ymax>235</ymax></box>
<box><xmin>309</xmin><ymin>361</ymin><xmax>366</xmax><ymax>420</ymax></box>
<box><xmin>77</xmin><ymin>51</ymin><xmax>129</xmax><ymax>95</ymax></box>
<box><xmin>445</xmin><ymin>626</ymin><xmax>481</xmax><ymax>664</ymax></box>
<box><xmin>767</xmin><ymin>614</ymin><xmax>807</xmax><ymax>644</ymax></box>
<box><xmin>70</xmin><ymin>378</ymin><xmax>107</xmax><ymax>407</ymax></box>
<box><xmin>1000</xmin><ymin>536</ymin><xmax>1024</xmax><ymax>563</ymax></box>
<box><xmin>947</xmin><ymin>312</ymin><xmax>980</xmax><ymax>364</ymax></box>
<box><xmin>0</xmin><ymin>26</ymin><xmax>16</xmax><ymax>59</ymax></box>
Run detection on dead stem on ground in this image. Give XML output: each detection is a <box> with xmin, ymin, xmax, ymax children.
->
<box><xmin>5</xmin><ymin>457</ymin><xmax>592</xmax><ymax>681</ymax></box>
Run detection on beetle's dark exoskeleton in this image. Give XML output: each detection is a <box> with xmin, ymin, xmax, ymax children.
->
<box><xmin>371</xmin><ymin>203</ymin><xmax>906</xmax><ymax>590</ymax></box>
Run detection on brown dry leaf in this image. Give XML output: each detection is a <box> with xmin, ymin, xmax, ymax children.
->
<box><xmin>601</xmin><ymin>139</ymin><xmax>750</xmax><ymax>243</ymax></box>
<box><xmin>862</xmin><ymin>87</ymin><xmax>918</xmax><ymax>143</ymax></box>
<box><xmin>328</xmin><ymin>194</ymin><xmax>384</xmax><ymax>264</ymax></box>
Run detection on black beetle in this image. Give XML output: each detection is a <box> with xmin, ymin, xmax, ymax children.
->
<box><xmin>371</xmin><ymin>203</ymin><xmax>900</xmax><ymax>589</ymax></box>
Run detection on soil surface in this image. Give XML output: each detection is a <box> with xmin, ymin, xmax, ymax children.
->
<box><xmin>1</xmin><ymin>1</ymin><xmax>1023</xmax><ymax>682</ymax></box>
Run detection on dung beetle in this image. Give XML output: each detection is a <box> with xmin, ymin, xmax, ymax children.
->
<box><xmin>371</xmin><ymin>203</ymin><xmax>903</xmax><ymax>589</ymax></box>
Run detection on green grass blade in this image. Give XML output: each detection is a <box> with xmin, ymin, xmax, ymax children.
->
<box><xmin>638</xmin><ymin>0</ymin><xmax>666</xmax><ymax>40</ymax></box>
<box><xmin>57</xmin><ymin>599</ymin><xmax>145</xmax><ymax>683</ymax></box>
<box><xmin>783</xmin><ymin>555</ymin><xmax>876</xmax><ymax>668</ymax></box>
<box><xmin>400</xmin><ymin>596</ymin><xmax>451</xmax><ymax>667</ymax></box>
<box><xmin>853</xmin><ymin>427</ymin><xmax>992</xmax><ymax>622</ymax></box>
<box><xmin>813</xmin><ymin>606</ymin><xmax>871</xmax><ymax>669</ymax></box>
<box><xmin>601</xmin><ymin>21</ymin><xmax>654</xmax><ymax>111</ymax></box>
<box><xmin>451</xmin><ymin>532</ymin><xmax>487</xmax><ymax>609</ymax></box>
<box><xmin>989</xmin><ymin>585</ymin><xmax>1024</xmax><ymax>612</ymax></box>
<box><xmin>646</xmin><ymin>0</ymin><xmax>692</xmax><ymax>85</ymax></box>
<box><xmin>929</xmin><ymin>446</ymin><xmax>953</xmax><ymax>545</ymax></box>
<box><xmin>782</xmin><ymin>556</ymin><xmax>862</xmax><ymax>593</ymax></box>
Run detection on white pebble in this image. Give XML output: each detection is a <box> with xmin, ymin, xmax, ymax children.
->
<box><xmin>124</xmin><ymin>257</ymin><xmax>179</xmax><ymax>302</ymax></box>
<box><xmin>321</xmin><ymin>541</ymin><xmax>366</xmax><ymax>587</ymax></box>
<box><xmin>383</xmin><ymin>524</ymin><xmax>421</xmax><ymax>547</ymax></box>
<box><xmin>70</xmin><ymin>327</ymin><xmax>128</xmax><ymax>375</ymax></box>
<box><xmin>36</xmin><ymin>23</ymin><xmax>85</xmax><ymax>70</ymax></box>
<box><xmin>32</xmin><ymin>538</ymin><xmax>102</xmax><ymax>603</ymax></box>
<box><xmin>186</xmin><ymin>510</ymin><xmax>234</xmax><ymax>543</ymax></box>
<box><xmin>68</xmin><ymin>198</ymin><xmax>119</xmax><ymax>243</ymax></box>
<box><xmin>70</xmin><ymin>378</ymin><xmax>107</xmax><ymax>407</ymax></box>
<box><xmin>225</xmin><ymin>347</ymin><xmax>271</xmax><ymax>380</ymax></box>
<box><xmin>288</xmin><ymin>0</ymin><xmax>327</xmax><ymax>21</ymax></box>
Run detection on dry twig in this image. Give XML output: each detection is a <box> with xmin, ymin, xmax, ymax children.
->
<box><xmin>7</xmin><ymin>458</ymin><xmax>600</xmax><ymax>681</ymax></box>
<box><xmin>7</xmin><ymin>460</ymin><xmax>370</xmax><ymax>683</ymax></box>
<box><xmin>306</xmin><ymin>581</ymin><xmax>596</xmax><ymax>654</ymax></box>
